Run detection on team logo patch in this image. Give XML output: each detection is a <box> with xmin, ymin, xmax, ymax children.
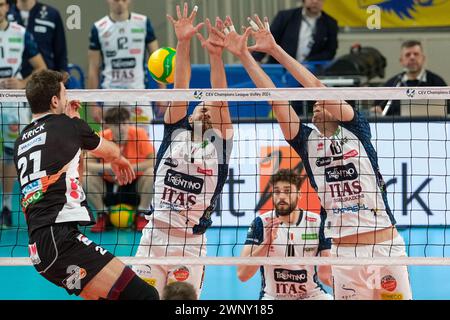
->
<box><xmin>28</xmin><ymin>243</ymin><xmax>41</xmax><ymax>265</ymax></box>
<box><xmin>381</xmin><ymin>275</ymin><xmax>397</xmax><ymax>292</ymax></box>
<box><xmin>173</xmin><ymin>266</ymin><xmax>190</xmax><ymax>281</ymax></box>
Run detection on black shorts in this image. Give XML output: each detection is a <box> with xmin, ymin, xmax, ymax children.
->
<box><xmin>28</xmin><ymin>223</ymin><xmax>115</xmax><ymax>296</ymax></box>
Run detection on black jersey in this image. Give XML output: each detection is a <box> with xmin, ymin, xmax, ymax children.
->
<box><xmin>13</xmin><ymin>114</ymin><xmax>101</xmax><ymax>235</ymax></box>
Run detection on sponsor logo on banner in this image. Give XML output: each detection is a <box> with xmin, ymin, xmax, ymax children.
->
<box><xmin>274</xmin><ymin>269</ymin><xmax>307</xmax><ymax>283</ymax></box>
<box><xmin>28</xmin><ymin>243</ymin><xmax>41</xmax><ymax>265</ymax></box>
<box><xmin>164</xmin><ymin>169</ymin><xmax>204</xmax><ymax>194</ymax></box>
<box><xmin>194</xmin><ymin>90</ymin><xmax>203</xmax><ymax>100</ymax></box>
<box><xmin>173</xmin><ymin>266</ymin><xmax>190</xmax><ymax>281</ymax></box>
<box><xmin>381</xmin><ymin>275</ymin><xmax>397</xmax><ymax>292</ymax></box>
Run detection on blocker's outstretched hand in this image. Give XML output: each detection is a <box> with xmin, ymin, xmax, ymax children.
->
<box><xmin>167</xmin><ymin>2</ymin><xmax>204</xmax><ymax>42</ymax></box>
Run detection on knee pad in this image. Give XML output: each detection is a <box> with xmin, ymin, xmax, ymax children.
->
<box><xmin>107</xmin><ymin>267</ymin><xmax>159</xmax><ymax>300</ymax></box>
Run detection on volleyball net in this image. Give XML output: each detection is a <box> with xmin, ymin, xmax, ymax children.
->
<box><xmin>1</xmin><ymin>86</ymin><xmax>450</xmax><ymax>270</ymax></box>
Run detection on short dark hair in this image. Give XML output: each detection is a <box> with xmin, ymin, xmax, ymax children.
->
<box><xmin>162</xmin><ymin>282</ymin><xmax>197</xmax><ymax>300</ymax></box>
<box><xmin>269</xmin><ymin>169</ymin><xmax>302</xmax><ymax>190</ymax></box>
<box><xmin>401</xmin><ymin>40</ymin><xmax>423</xmax><ymax>50</ymax></box>
<box><xmin>104</xmin><ymin>107</ymin><xmax>131</xmax><ymax>125</ymax></box>
<box><xmin>26</xmin><ymin>70</ymin><xmax>68</xmax><ymax>114</ymax></box>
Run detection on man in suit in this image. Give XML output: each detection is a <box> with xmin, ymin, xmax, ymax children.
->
<box><xmin>253</xmin><ymin>0</ymin><xmax>338</xmax><ymax>64</ymax></box>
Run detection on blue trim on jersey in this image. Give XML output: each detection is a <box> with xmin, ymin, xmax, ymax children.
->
<box><xmin>319</xmin><ymin>208</ymin><xmax>332</xmax><ymax>251</ymax></box>
<box><xmin>259</xmin><ymin>266</ymin><xmax>266</xmax><ymax>300</ymax></box>
<box><xmin>89</xmin><ymin>24</ymin><xmax>101</xmax><ymax>50</ymax></box>
<box><xmin>245</xmin><ymin>216</ymin><xmax>264</xmax><ymax>245</ymax></box>
<box><xmin>23</xmin><ymin>31</ymin><xmax>39</xmax><ymax>61</ymax></box>
<box><xmin>340</xmin><ymin>111</ymin><xmax>396</xmax><ymax>225</ymax></box>
<box><xmin>145</xmin><ymin>18</ymin><xmax>156</xmax><ymax>44</ymax></box>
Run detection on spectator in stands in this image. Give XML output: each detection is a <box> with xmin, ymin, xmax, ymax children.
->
<box><xmin>373</xmin><ymin>40</ymin><xmax>449</xmax><ymax>116</ymax></box>
<box><xmin>0</xmin><ymin>0</ymin><xmax>46</xmax><ymax>227</ymax></box>
<box><xmin>7</xmin><ymin>0</ymin><xmax>68</xmax><ymax>78</ymax></box>
<box><xmin>88</xmin><ymin>0</ymin><xmax>166</xmax><ymax>124</ymax></box>
<box><xmin>162</xmin><ymin>282</ymin><xmax>197</xmax><ymax>300</ymax></box>
<box><xmin>84</xmin><ymin>107</ymin><xmax>155</xmax><ymax>233</ymax></box>
<box><xmin>252</xmin><ymin>0</ymin><xmax>338</xmax><ymax>64</ymax></box>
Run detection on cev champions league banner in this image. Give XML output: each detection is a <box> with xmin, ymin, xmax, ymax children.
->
<box><xmin>322</xmin><ymin>0</ymin><xmax>450</xmax><ymax>28</ymax></box>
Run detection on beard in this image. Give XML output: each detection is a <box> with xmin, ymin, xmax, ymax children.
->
<box><xmin>275</xmin><ymin>201</ymin><xmax>297</xmax><ymax>216</ymax></box>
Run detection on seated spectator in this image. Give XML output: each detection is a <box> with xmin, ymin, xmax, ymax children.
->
<box><xmin>373</xmin><ymin>40</ymin><xmax>449</xmax><ymax>116</ymax></box>
<box><xmin>84</xmin><ymin>107</ymin><xmax>155</xmax><ymax>233</ymax></box>
<box><xmin>252</xmin><ymin>0</ymin><xmax>338</xmax><ymax>64</ymax></box>
<box><xmin>162</xmin><ymin>282</ymin><xmax>197</xmax><ymax>300</ymax></box>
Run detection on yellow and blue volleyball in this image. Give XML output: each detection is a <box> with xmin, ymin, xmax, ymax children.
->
<box><xmin>109</xmin><ymin>204</ymin><xmax>135</xmax><ymax>228</ymax></box>
<box><xmin>148</xmin><ymin>47</ymin><xmax>176</xmax><ymax>84</ymax></box>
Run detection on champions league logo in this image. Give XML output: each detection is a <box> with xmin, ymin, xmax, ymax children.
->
<box><xmin>359</xmin><ymin>0</ymin><xmax>448</xmax><ymax>19</ymax></box>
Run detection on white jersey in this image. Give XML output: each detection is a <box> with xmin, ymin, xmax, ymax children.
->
<box><xmin>245</xmin><ymin>210</ymin><xmax>331</xmax><ymax>300</ymax></box>
<box><xmin>287</xmin><ymin>111</ymin><xmax>395</xmax><ymax>239</ymax></box>
<box><xmin>90</xmin><ymin>13</ymin><xmax>155</xmax><ymax>89</ymax></box>
<box><xmin>0</xmin><ymin>22</ymin><xmax>37</xmax><ymax>149</ymax></box>
<box><xmin>89</xmin><ymin>13</ymin><xmax>156</xmax><ymax>125</ymax></box>
<box><xmin>150</xmin><ymin>117</ymin><xmax>232</xmax><ymax>235</ymax></box>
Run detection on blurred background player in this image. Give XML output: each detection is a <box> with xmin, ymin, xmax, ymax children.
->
<box><xmin>14</xmin><ymin>70</ymin><xmax>158</xmax><ymax>300</ymax></box>
<box><xmin>7</xmin><ymin>0</ymin><xmax>68</xmax><ymax>78</ymax></box>
<box><xmin>88</xmin><ymin>0</ymin><xmax>166</xmax><ymax>124</ymax></box>
<box><xmin>132</xmin><ymin>3</ymin><xmax>233</xmax><ymax>298</ymax></box>
<box><xmin>238</xmin><ymin>169</ymin><xmax>333</xmax><ymax>300</ymax></box>
<box><xmin>220</xmin><ymin>14</ymin><xmax>412</xmax><ymax>300</ymax></box>
<box><xmin>0</xmin><ymin>0</ymin><xmax>46</xmax><ymax>227</ymax></box>
<box><xmin>84</xmin><ymin>106</ymin><xmax>155</xmax><ymax>232</ymax></box>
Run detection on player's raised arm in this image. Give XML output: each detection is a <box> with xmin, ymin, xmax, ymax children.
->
<box><xmin>247</xmin><ymin>15</ymin><xmax>354</xmax><ymax>122</ymax></box>
<box><xmin>164</xmin><ymin>3</ymin><xmax>204</xmax><ymax>124</ymax></box>
<box><xmin>218</xmin><ymin>16</ymin><xmax>299</xmax><ymax>141</ymax></box>
<box><xmin>196</xmin><ymin>17</ymin><xmax>233</xmax><ymax>139</ymax></box>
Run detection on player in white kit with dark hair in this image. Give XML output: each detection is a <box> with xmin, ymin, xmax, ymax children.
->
<box><xmin>133</xmin><ymin>3</ymin><xmax>234</xmax><ymax>298</ymax></box>
<box><xmin>219</xmin><ymin>14</ymin><xmax>412</xmax><ymax>300</ymax></box>
<box><xmin>239</xmin><ymin>169</ymin><xmax>333</xmax><ymax>300</ymax></box>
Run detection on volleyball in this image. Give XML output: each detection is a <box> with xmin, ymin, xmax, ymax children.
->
<box><xmin>109</xmin><ymin>204</ymin><xmax>135</xmax><ymax>228</ymax></box>
<box><xmin>148</xmin><ymin>47</ymin><xmax>176</xmax><ymax>84</ymax></box>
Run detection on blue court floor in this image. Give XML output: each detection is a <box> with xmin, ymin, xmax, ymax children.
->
<box><xmin>1</xmin><ymin>220</ymin><xmax>450</xmax><ymax>300</ymax></box>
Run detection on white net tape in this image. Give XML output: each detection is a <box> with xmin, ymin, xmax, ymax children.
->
<box><xmin>1</xmin><ymin>87</ymin><xmax>450</xmax><ymax>267</ymax></box>
<box><xmin>0</xmin><ymin>87</ymin><xmax>450</xmax><ymax>102</ymax></box>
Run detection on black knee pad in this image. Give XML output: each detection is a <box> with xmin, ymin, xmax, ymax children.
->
<box><xmin>107</xmin><ymin>267</ymin><xmax>159</xmax><ymax>300</ymax></box>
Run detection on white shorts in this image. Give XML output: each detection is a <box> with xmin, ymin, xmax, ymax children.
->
<box><xmin>132</xmin><ymin>221</ymin><xmax>207</xmax><ymax>298</ymax></box>
<box><xmin>331</xmin><ymin>234</ymin><xmax>412</xmax><ymax>300</ymax></box>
